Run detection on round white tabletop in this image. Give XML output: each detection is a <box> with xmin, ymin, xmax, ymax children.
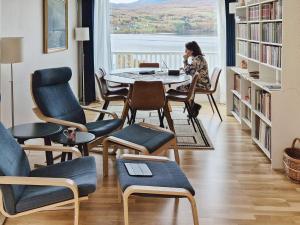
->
<box><xmin>106</xmin><ymin>68</ymin><xmax>191</xmax><ymax>85</ymax></box>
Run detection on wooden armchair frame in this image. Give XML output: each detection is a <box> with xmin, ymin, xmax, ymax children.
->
<box><xmin>0</xmin><ymin>145</ymin><xmax>88</xmax><ymax>225</ymax></box>
<box><xmin>30</xmin><ymin>74</ymin><xmax>121</xmax><ymax>151</ymax></box>
<box><xmin>102</xmin><ymin>122</ymin><xmax>179</xmax><ymax>177</ymax></box>
<box><xmin>118</xmin><ymin>154</ymin><xmax>199</xmax><ymax>225</ymax></box>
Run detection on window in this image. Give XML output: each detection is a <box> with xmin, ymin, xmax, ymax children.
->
<box><xmin>110</xmin><ymin>0</ymin><xmax>219</xmax><ymax>70</ymax></box>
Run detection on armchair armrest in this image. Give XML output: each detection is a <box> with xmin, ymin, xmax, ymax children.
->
<box><xmin>0</xmin><ymin>176</ymin><xmax>78</xmax><ymax>198</ymax></box>
<box><xmin>81</xmin><ymin>106</ymin><xmax>118</xmax><ymax>119</ymax></box>
<box><xmin>33</xmin><ymin>107</ymin><xmax>88</xmax><ymax>132</ymax></box>
<box><xmin>21</xmin><ymin>145</ymin><xmax>82</xmax><ymax>158</ymax></box>
<box><xmin>120</xmin><ymin>154</ymin><xmax>170</xmax><ymax>162</ymax></box>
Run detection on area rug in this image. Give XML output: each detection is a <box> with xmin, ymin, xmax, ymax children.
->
<box><xmin>102</xmin><ymin>105</ymin><xmax>214</xmax><ymax>150</ymax></box>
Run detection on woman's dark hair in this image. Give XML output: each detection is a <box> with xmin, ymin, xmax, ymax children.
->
<box><xmin>185</xmin><ymin>41</ymin><xmax>204</xmax><ymax>57</ymax></box>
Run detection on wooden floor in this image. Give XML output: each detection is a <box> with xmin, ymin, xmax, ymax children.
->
<box><xmin>5</xmin><ymin>103</ymin><xmax>300</xmax><ymax>225</ymax></box>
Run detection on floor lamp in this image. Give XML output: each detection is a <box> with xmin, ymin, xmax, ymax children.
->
<box><xmin>0</xmin><ymin>37</ymin><xmax>24</xmax><ymax>127</ymax></box>
<box><xmin>75</xmin><ymin>27</ymin><xmax>90</xmax><ymax>105</ymax></box>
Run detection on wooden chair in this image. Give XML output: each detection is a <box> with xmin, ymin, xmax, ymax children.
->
<box><xmin>31</xmin><ymin>67</ymin><xmax>122</xmax><ymax>151</ymax></box>
<box><xmin>102</xmin><ymin>123</ymin><xmax>179</xmax><ymax>177</ymax></box>
<box><xmin>128</xmin><ymin>81</ymin><xmax>166</xmax><ymax>127</ymax></box>
<box><xmin>139</xmin><ymin>62</ymin><xmax>160</xmax><ymax>68</ymax></box>
<box><xmin>95</xmin><ymin>68</ymin><xmax>129</xmax><ymax>120</ymax></box>
<box><xmin>116</xmin><ymin>154</ymin><xmax>199</xmax><ymax>225</ymax></box>
<box><xmin>166</xmin><ymin>74</ymin><xmax>201</xmax><ymax>132</ymax></box>
<box><xmin>0</xmin><ymin>122</ymin><xmax>97</xmax><ymax>225</ymax></box>
<box><xmin>195</xmin><ymin>67</ymin><xmax>222</xmax><ymax>121</ymax></box>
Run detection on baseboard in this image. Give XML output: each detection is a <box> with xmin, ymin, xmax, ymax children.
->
<box><xmin>0</xmin><ymin>213</ymin><xmax>6</xmax><ymax>225</ymax></box>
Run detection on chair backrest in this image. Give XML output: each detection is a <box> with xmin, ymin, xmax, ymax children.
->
<box><xmin>31</xmin><ymin>67</ymin><xmax>86</xmax><ymax>124</ymax></box>
<box><xmin>130</xmin><ymin>81</ymin><xmax>165</xmax><ymax>110</ymax></box>
<box><xmin>0</xmin><ymin>123</ymin><xmax>31</xmax><ymax>215</ymax></box>
<box><xmin>139</xmin><ymin>62</ymin><xmax>160</xmax><ymax>68</ymax></box>
<box><xmin>95</xmin><ymin>68</ymin><xmax>109</xmax><ymax>99</ymax></box>
<box><xmin>187</xmin><ymin>74</ymin><xmax>200</xmax><ymax>101</ymax></box>
<box><xmin>210</xmin><ymin>67</ymin><xmax>222</xmax><ymax>92</ymax></box>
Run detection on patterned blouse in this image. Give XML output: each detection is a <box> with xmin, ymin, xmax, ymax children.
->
<box><xmin>183</xmin><ymin>55</ymin><xmax>211</xmax><ymax>90</ymax></box>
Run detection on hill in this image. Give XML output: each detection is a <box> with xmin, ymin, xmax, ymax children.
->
<box><xmin>111</xmin><ymin>0</ymin><xmax>217</xmax><ymax>35</ymax></box>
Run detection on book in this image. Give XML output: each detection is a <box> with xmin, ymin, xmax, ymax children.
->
<box><xmin>262</xmin><ymin>22</ymin><xmax>282</xmax><ymax>44</ymax></box>
<box><xmin>255</xmin><ymin>90</ymin><xmax>271</xmax><ymax>120</ymax></box>
<box><xmin>255</xmin><ymin>116</ymin><xmax>271</xmax><ymax>151</ymax></box>
<box><xmin>262</xmin><ymin>0</ymin><xmax>282</xmax><ymax>20</ymax></box>
<box><xmin>262</xmin><ymin>45</ymin><xmax>282</xmax><ymax>68</ymax></box>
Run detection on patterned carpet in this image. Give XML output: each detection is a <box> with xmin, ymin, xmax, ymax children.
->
<box><xmin>105</xmin><ymin>105</ymin><xmax>214</xmax><ymax>150</ymax></box>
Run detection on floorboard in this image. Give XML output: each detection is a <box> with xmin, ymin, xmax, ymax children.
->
<box><xmin>5</xmin><ymin>103</ymin><xmax>300</xmax><ymax>225</ymax></box>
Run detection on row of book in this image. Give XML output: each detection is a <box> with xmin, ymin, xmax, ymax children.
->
<box><xmin>262</xmin><ymin>22</ymin><xmax>282</xmax><ymax>44</ymax></box>
<box><xmin>234</xmin><ymin>74</ymin><xmax>241</xmax><ymax>93</ymax></box>
<box><xmin>245</xmin><ymin>0</ymin><xmax>259</xmax><ymax>5</ymax></box>
<box><xmin>238</xmin><ymin>41</ymin><xmax>248</xmax><ymax>56</ymax></box>
<box><xmin>255</xmin><ymin>90</ymin><xmax>271</xmax><ymax>120</ymax></box>
<box><xmin>261</xmin><ymin>45</ymin><xmax>281</xmax><ymax>68</ymax></box>
<box><xmin>233</xmin><ymin>95</ymin><xmax>240</xmax><ymax>116</ymax></box>
<box><xmin>249</xmin><ymin>43</ymin><xmax>259</xmax><ymax>60</ymax></box>
<box><xmin>250</xmin><ymin>23</ymin><xmax>259</xmax><ymax>41</ymax></box>
<box><xmin>244</xmin><ymin>107</ymin><xmax>251</xmax><ymax>122</ymax></box>
<box><xmin>255</xmin><ymin>117</ymin><xmax>271</xmax><ymax>151</ymax></box>
<box><xmin>249</xmin><ymin>5</ymin><xmax>259</xmax><ymax>21</ymax></box>
<box><xmin>262</xmin><ymin>1</ymin><xmax>282</xmax><ymax>20</ymax></box>
<box><xmin>237</xmin><ymin>24</ymin><xmax>248</xmax><ymax>39</ymax></box>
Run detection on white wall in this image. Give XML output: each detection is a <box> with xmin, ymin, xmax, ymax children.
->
<box><xmin>0</xmin><ymin>0</ymin><xmax>79</xmax><ymax>127</ymax></box>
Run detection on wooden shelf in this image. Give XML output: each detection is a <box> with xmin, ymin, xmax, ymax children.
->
<box><xmin>241</xmin><ymin>99</ymin><xmax>252</xmax><ymax>109</ymax></box>
<box><xmin>261</xmin><ymin>41</ymin><xmax>282</xmax><ymax>47</ymax></box>
<box><xmin>231</xmin><ymin>89</ymin><xmax>241</xmax><ymax>99</ymax></box>
<box><xmin>260</xmin><ymin>62</ymin><xmax>282</xmax><ymax>71</ymax></box>
<box><xmin>242</xmin><ymin>118</ymin><xmax>252</xmax><ymax>129</ymax></box>
<box><xmin>231</xmin><ymin>111</ymin><xmax>242</xmax><ymax>124</ymax></box>
<box><xmin>252</xmin><ymin>137</ymin><xmax>271</xmax><ymax>159</ymax></box>
<box><xmin>261</xmin><ymin>19</ymin><xmax>282</xmax><ymax>23</ymax></box>
<box><xmin>253</xmin><ymin>109</ymin><xmax>272</xmax><ymax>127</ymax></box>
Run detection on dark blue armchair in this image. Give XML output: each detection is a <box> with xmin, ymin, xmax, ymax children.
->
<box><xmin>31</xmin><ymin>67</ymin><xmax>123</xmax><ymax>151</ymax></box>
<box><xmin>0</xmin><ymin>122</ymin><xmax>97</xmax><ymax>225</ymax></box>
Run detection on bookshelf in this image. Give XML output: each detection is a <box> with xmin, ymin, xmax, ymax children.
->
<box><xmin>227</xmin><ymin>0</ymin><xmax>300</xmax><ymax>169</ymax></box>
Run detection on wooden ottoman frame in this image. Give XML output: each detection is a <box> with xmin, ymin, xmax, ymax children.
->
<box><xmin>102</xmin><ymin>122</ymin><xmax>180</xmax><ymax>177</ymax></box>
<box><xmin>117</xmin><ymin>154</ymin><xmax>199</xmax><ymax>225</ymax></box>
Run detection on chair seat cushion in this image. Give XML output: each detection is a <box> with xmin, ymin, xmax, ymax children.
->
<box><xmin>16</xmin><ymin>157</ymin><xmax>97</xmax><ymax>213</ymax></box>
<box><xmin>166</xmin><ymin>89</ymin><xmax>188</xmax><ymax>102</ymax></box>
<box><xmin>111</xmin><ymin>124</ymin><xmax>174</xmax><ymax>154</ymax></box>
<box><xmin>86</xmin><ymin>119</ymin><xmax>122</xmax><ymax>137</ymax></box>
<box><xmin>116</xmin><ymin>159</ymin><xmax>195</xmax><ymax>196</ymax></box>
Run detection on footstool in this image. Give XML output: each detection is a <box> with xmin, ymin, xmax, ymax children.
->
<box><xmin>102</xmin><ymin>122</ymin><xmax>179</xmax><ymax>177</ymax></box>
<box><xmin>116</xmin><ymin>154</ymin><xmax>199</xmax><ymax>225</ymax></box>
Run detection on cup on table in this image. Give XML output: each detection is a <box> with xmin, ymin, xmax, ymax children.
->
<box><xmin>63</xmin><ymin>127</ymin><xmax>76</xmax><ymax>142</ymax></box>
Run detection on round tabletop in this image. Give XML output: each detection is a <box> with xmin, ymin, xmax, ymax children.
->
<box><xmin>106</xmin><ymin>69</ymin><xmax>191</xmax><ymax>85</ymax></box>
<box><xmin>52</xmin><ymin>132</ymin><xmax>95</xmax><ymax>145</ymax></box>
<box><xmin>9</xmin><ymin>123</ymin><xmax>63</xmax><ymax>140</ymax></box>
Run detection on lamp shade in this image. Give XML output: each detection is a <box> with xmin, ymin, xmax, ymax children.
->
<box><xmin>0</xmin><ymin>37</ymin><xmax>24</xmax><ymax>64</ymax></box>
<box><xmin>75</xmin><ymin>27</ymin><xmax>90</xmax><ymax>41</ymax></box>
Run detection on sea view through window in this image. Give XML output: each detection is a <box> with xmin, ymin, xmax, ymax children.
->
<box><xmin>110</xmin><ymin>0</ymin><xmax>219</xmax><ymax>70</ymax></box>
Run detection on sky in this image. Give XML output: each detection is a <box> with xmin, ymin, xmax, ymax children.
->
<box><xmin>110</xmin><ymin>0</ymin><xmax>139</xmax><ymax>3</ymax></box>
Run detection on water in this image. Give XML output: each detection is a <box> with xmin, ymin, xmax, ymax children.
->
<box><xmin>111</xmin><ymin>34</ymin><xmax>219</xmax><ymax>53</ymax></box>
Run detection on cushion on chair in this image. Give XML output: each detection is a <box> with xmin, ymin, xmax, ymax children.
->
<box><xmin>0</xmin><ymin>123</ymin><xmax>31</xmax><ymax>215</ymax></box>
<box><xmin>32</xmin><ymin>67</ymin><xmax>86</xmax><ymax>124</ymax></box>
<box><xmin>15</xmin><ymin>157</ymin><xmax>97</xmax><ymax>213</ymax></box>
<box><xmin>111</xmin><ymin>124</ymin><xmax>174</xmax><ymax>153</ymax></box>
<box><xmin>86</xmin><ymin>119</ymin><xmax>122</xmax><ymax>137</ymax></box>
<box><xmin>116</xmin><ymin>159</ymin><xmax>195</xmax><ymax>196</ymax></box>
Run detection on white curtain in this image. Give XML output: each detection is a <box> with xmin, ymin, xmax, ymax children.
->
<box><xmin>94</xmin><ymin>0</ymin><xmax>112</xmax><ymax>73</ymax></box>
<box><xmin>217</xmin><ymin>0</ymin><xmax>227</xmax><ymax>104</ymax></box>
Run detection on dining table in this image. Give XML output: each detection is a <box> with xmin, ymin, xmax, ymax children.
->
<box><xmin>104</xmin><ymin>68</ymin><xmax>192</xmax><ymax>132</ymax></box>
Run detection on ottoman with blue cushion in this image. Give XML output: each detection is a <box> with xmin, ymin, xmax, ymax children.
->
<box><xmin>102</xmin><ymin>123</ymin><xmax>180</xmax><ymax>176</ymax></box>
<box><xmin>116</xmin><ymin>154</ymin><xmax>199</xmax><ymax>225</ymax></box>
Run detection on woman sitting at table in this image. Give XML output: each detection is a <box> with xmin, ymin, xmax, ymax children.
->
<box><xmin>176</xmin><ymin>41</ymin><xmax>211</xmax><ymax>116</ymax></box>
